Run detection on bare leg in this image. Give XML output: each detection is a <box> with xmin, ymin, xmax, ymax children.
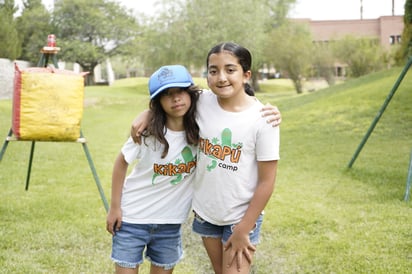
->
<box><xmin>222</xmin><ymin>248</ymin><xmax>254</xmax><ymax>274</ymax></box>
<box><xmin>115</xmin><ymin>264</ymin><xmax>138</xmax><ymax>274</ymax></box>
<box><xmin>202</xmin><ymin>237</ymin><xmax>223</xmax><ymax>274</ymax></box>
<box><xmin>149</xmin><ymin>264</ymin><xmax>173</xmax><ymax>274</ymax></box>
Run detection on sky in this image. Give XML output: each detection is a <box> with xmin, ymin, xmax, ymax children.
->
<box><xmin>17</xmin><ymin>0</ymin><xmax>405</xmax><ymax>20</ymax></box>
<box><xmin>114</xmin><ymin>0</ymin><xmax>405</xmax><ymax>20</ymax></box>
<box><xmin>290</xmin><ymin>0</ymin><xmax>404</xmax><ymax>20</ymax></box>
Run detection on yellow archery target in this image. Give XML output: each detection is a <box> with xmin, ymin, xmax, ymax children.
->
<box><xmin>12</xmin><ymin>65</ymin><xmax>86</xmax><ymax>141</ymax></box>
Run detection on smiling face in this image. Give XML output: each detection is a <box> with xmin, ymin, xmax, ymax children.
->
<box><xmin>206</xmin><ymin>51</ymin><xmax>251</xmax><ymax>100</ymax></box>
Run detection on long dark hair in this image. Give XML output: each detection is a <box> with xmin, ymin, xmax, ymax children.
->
<box><xmin>144</xmin><ymin>85</ymin><xmax>200</xmax><ymax>158</ymax></box>
<box><xmin>206</xmin><ymin>42</ymin><xmax>255</xmax><ymax>96</ymax></box>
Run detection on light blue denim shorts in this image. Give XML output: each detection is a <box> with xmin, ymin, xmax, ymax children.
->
<box><xmin>192</xmin><ymin>211</ymin><xmax>263</xmax><ymax>245</ymax></box>
<box><xmin>111</xmin><ymin>222</ymin><xmax>183</xmax><ymax>270</ymax></box>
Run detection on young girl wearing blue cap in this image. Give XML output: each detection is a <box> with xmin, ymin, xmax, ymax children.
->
<box><xmin>106</xmin><ymin>65</ymin><xmax>200</xmax><ymax>274</ymax></box>
<box><xmin>131</xmin><ymin>42</ymin><xmax>280</xmax><ymax>274</ymax></box>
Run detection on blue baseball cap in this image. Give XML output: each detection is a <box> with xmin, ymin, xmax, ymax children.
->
<box><xmin>149</xmin><ymin>65</ymin><xmax>194</xmax><ymax>99</ymax></box>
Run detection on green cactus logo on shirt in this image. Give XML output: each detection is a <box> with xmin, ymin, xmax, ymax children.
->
<box><xmin>152</xmin><ymin>146</ymin><xmax>196</xmax><ymax>185</ymax></box>
<box><xmin>199</xmin><ymin>128</ymin><xmax>242</xmax><ymax>172</ymax></box>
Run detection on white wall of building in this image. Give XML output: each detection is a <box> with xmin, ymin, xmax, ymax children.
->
<box><xmin>0</xmin><ymin>58</ymin><xmax>31</xmax><ymax>99</ymax></box>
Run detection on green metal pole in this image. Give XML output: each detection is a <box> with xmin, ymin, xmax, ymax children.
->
<box><xmin>80</xmin><ymin>131</ymin><xmax>109</xmax><ymax>212</ymax></box>
<box><xmin>404</xmin><ymin>149</ymin><xmax>412</xmax><ymax>201</ymax></box>
<box><xmin>0</xmin><ymin>128</ymin><xmax>12</xmax><ymax>161</ymax></box>
<box><xmin>25</xmin><ymin>141</ymin><xmax>35</xmax><ymax>191</ymax></box>
<box><xmin>347</xmin><ymin>57</ymin><xmax>412</xmax><ymax>168</ymax></box>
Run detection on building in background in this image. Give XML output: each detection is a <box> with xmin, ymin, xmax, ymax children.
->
<box><xmin>293</xmin><ymin>15</ymin><xmax>403</xmax><ymax>50</ymax></box>
<box><xmin>291</xmin><ymin>15</ymin><xmax>403</xmax><ymax>78</ymax></box>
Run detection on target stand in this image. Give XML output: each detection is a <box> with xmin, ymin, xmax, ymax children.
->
<box><xmin>347</xmin><ymin>56</ymin><xmax>412</xmax><ymax>201</ymax></box>
<box><xmin>0</xmin><ymin>46</ymin><xmax>108</xmax><ymax>212</ymax></box>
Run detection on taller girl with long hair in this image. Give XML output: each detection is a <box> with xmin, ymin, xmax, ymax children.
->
<box><xmin>191</xmin><ymin>42</ymin><xmax>280</xmax><ymax>274</ymax></box>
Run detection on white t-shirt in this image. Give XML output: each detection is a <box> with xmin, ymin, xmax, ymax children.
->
<box><xmin>192</xmin><ymin>90</ymin><xmax>280</xmax><ymax>225</ymax></box>
<box><xmin>120</xmin><ymin>130</ymin><xmax>197</xmax><ymax>224</ymax></box>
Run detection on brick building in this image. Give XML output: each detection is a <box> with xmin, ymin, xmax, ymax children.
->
<box><xmin>291</xmin><ymin>15</ymin><xmax>404</xmax><ymax>77</ymax></box>
<box><xmin>293</xmin><ymin>15</ymin><xmax>404</xmax><ymax>49</ymax></box>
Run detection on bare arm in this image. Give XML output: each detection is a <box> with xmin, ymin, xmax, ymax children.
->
<box><xmin>224</xmin><ymin>160</ymin><xmax>278</xmax><ymax>271</ymax></box>
<box><xmin>130</xmin><ymin>109</ymin><xmax>151</xmax><ymax>144</ymax></box>
<box><xmin>106</xmin><ymin>153</ymin><xmax>129</xmax><ymax>235</ymax></box>
<box><xmin>131</xmin><ymin>104</ymin><xmax>280</xmax><ymax>143</ymax></box>
<box><xmin>131</xmin><ymin>104</ymin><xmax>279</xmax><ymax>143</ymax></box>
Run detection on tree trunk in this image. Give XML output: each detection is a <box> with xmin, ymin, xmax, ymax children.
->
<box><xmin>252</xmin><ymin>72</ymin><xmax>260</xmax><ymax>92</ymax></box>
<box><xmin>292</xmin><ymin>77</ymin><xmax>303</xmax><ymax>94</ymax></box>
<box><xmin>80</xmin><ymin>63</ymin><xmax>97</xmax><ymax>86</ymax></box>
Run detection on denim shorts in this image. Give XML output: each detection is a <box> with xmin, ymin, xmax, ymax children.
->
<box><xmin>192</xmin><ymin>212</ymin><xmax>263</xmax><ymax>245</ymax></box>
<box><xmin>111</xmin><ymin>222</ymin><xmax>183</xmax><ymax>270</ymax></box>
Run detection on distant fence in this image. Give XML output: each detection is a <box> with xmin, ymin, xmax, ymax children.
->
<box><xmin>0</xmin><ymin>58</ymin><xmax>32</xmax><ymax>99</ymax></box>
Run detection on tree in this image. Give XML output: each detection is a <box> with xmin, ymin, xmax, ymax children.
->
<box><xmin>52</xmin><ymin>0</ymin><xmax>140</xmax><ymax>84</ymax></box>
<box><xmin>133</xmin><ymin>1</ymin><xmax>190</xmax><ymax>73</ymax></box>
<box><xmin>331</xmin><ymin>36</ymin><xmax>386</xmax><ymax>77</ymax></box>
<box><xmin>16</xmin><ymin>0</ymin><xmax>53</xmax><ymax>63</ymax></box>
<box><xmin>264</xmin><ymin>22</ymin><xmax>313</xmax><ymax>94</ymax></box>
<box><xmin>0</xmin><ymin>0</ymin><xmax>21</xmax><ymax>59</ymax></box>
<box><xmin>181</xmin><ymin>0</ymin><xmax>270</xmax><ymax>90</ymax></box>
<box><xmin>132</xmin><ymin>0</ymin><xmax>296</xmax><ymax>90</ymax></box>
<box><xmin>395</xmin><ymin>0</ymin><xmax>412</xmax><ymax>63</ymax></box>
<box><xmin>312</xmin><ymin>43</ymin><xmax>336</xmax><ymax>86</ymax></box>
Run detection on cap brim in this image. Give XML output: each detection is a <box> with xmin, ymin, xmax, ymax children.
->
<box><xmin>150</xmin><ymin>82</ymin><xmax>192</xmax><ymax>99</ymax></box>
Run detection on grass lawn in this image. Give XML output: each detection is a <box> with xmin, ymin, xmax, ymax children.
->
<box><xmin>0</xmin><ymin>67</ymin><xmax>411</xmax><ymax>273</ymax></box>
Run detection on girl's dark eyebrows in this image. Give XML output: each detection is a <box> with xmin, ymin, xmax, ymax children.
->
<box><xmin>208</xmin><ymin>64</ymin><xmax>237</xmax><ymax>68</ymax></box>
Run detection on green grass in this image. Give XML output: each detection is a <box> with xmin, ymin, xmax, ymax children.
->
<box><xmin>0</xmin><ymin>68</ymin><xmax>411</xmax><ymax>273</ymax></box>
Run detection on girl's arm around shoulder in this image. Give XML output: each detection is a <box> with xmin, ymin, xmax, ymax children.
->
<box><xmin>131</xmin><ymin>109</ymin><xmax>151</xmax><ymax>144</ymax></box>
<box><xmin>260</xmin><ymin>103</ymin><xmax>282</xmax><ymax>127</ymax></box>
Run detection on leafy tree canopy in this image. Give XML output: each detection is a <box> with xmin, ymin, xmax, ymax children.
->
<box><xmin>264</xmin><ymin>22</ymin><xmax>313</xmax><ymax>93</ymax></box>
<box><xmin>396</xmin><ymin>0</ymin><xmax>412</xmax><ymax>62</ymax></box>
<box><xmin>52</xmin><ymin>0</ymin><xmax>141</xmax><ymax>83</ymax></box>
<box><xmin>132</xmin><ymin>0</ymin><xmax>296</xmax><ymax>90</ymax></box>
<box><xmin>0</xmin><ymin>0</ymin><xmax>21</xmax><ymax>59</ymax></box>
<box><xmin>16</xmin><ymin>0</ymin><xmax>53</xmax><ymax>63</ymax></box>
